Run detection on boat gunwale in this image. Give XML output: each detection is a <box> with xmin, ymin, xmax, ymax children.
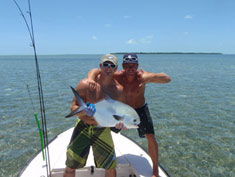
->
<box><xmin>17</xmin><ymin>135</ymin><xmax>58</xmax><ymax>177</ymax></box>
<box><xmin>119</xmin><ymin>133</ymin><xmax>170</xmax><ymax>177</ymax></box>
<box><xmin>17</xmin><ymin>128</ymin><xmax>170</xmax><ymax>177</ymax></box>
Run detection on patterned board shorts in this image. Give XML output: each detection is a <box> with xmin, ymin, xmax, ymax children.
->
<box><xmin>65</xmin><ymin>120</ymin><xmax>117</xmax><ymax>169</ymax></box>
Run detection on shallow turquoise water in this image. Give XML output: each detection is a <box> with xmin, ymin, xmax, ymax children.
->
<box><xmin>0</xmin><ymin>54</ymin><xmax>234</xmax><ymax>177</ymax></box>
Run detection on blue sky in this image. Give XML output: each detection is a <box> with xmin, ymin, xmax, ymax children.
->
<box><xmin>1</xmin><ymin>0</ymin><xmax>235</xmax><ymax>55</ymax></box>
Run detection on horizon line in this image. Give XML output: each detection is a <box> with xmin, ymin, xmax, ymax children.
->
<box><xmin>1</xmin><ymin>52</ymin><xmax>234</xmax><ymax>56</ymax></box>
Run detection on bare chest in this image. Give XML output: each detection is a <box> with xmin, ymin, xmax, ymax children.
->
<box><xmin>123</xmin><ymin>81</ymin><xmax>142</xmax><ymax>95</ymax></box>
<box><xmin>86</xmin><ymin>84</ymin><xmax>124</xmax><ymax>103</ymax></box>
<box><xmin>103</xmin><ymin>85</ymin><xmax>125</xmax><ymax>102</ymax></box>
<box><xmin>120</xmin><ymin>81</ymin><xmax>146</xmax><ymax>107</ymax></box>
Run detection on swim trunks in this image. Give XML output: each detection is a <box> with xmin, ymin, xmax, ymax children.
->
<box><xmin>65</xmin><ymin>120</ymin><xmax>117</xmax><ymax>169</ymax></box>
<box><xmin>135</xmin><ymin>103</ymin><xmax>155</xmax><ymax>138</ymax></box>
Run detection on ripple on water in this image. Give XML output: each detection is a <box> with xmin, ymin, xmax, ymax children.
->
<box><xmin>1</xmin><ymin>54</ymin><xmax>235</xmax><ymax>177</ymax></box>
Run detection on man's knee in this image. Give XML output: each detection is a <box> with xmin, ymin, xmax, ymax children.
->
<box><xmin>63</xmin><ymin>167</ymin><xmax>75</xmax><ymax>177</ymax></box>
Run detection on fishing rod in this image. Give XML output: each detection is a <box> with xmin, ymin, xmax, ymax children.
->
<box><xmin>26</xmin><ymin>84</ymin><xmax>45</xmax><ymax>161</ymax></box>
<box><xmin>13</xmin><ymin>0</ymin><xmax>51</xmax><ymax>176</ymax></box>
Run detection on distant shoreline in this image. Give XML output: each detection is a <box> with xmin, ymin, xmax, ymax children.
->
<box><xmin>113</xmin><ymin>52</ymin><xmax>223</xmax><ymax>55</ymax></box>
<box><xmin>0</xmin><ymin>52</ymin><xmax>228</xmax><ymax>57</ymax></box>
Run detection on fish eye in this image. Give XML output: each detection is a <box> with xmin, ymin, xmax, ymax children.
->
<box><xmin>133</xmin><ymin>119</ymin><xmax>137</xmax><ymax>122</ymax></box>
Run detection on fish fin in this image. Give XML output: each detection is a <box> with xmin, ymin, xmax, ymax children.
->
<box><xmin>113</xmin><ymin>115</ymin><xmax>124</xmax><ymax>121</ymax></box>
<box><xmin>65</xmin><ymin>107</ymin><xmax>83</xmax><ymax>118</ymax></box>
<box><xmin>105</xmin><ymin>94</ymin><xmax>112</xmax><ymax>100</ymax></box>
<box><xmin>104</xmin><ymin>94</ymin><xmax>116</xmax><ymax>104</ymax></box>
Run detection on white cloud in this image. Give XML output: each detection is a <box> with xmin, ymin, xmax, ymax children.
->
<box><xmin>92</xmin><ymin>36</ymin><xmax>97</xmax><ymax>40</ymax></box>
<box><xmin>123</xmin><ymin>16</ymin><xmax>131</xmax><ymax>19</ymax></box>
<box><xmin>184</xmin><ymin>15</ymin><xmax>192</xmax><ymax>19</ymax></box>
<box><xmin>126</xmin><ymin>35</ymin><xmax>154</xmax><ymax>45</ymax></box>
<box><xmin>105</xmin><ymin>24</ymin><xmax>111</xmax><ymax>28</ymax></box>
<box><xmin>126</xmin><ymin>39</ymin><xmax>136</xmax><ymax>44</ymax></box>
<box><xmin>146</xmin><ymin>35</ymin><xmax>153</xmax><ymax>39</ymax></box>
<box><xmin>140</xmin><ymin>35</ymin><xmax>154</xmax><ymax>44</ymax></box>
<box><xmin>140</xmin><ymin>38</ymin><xmax>151</xmax><ymax>44</ymax></box>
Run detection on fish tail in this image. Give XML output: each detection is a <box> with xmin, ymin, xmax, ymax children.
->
<box><xmin>65</xmin><ymin>86</ymin><xmax>87</xmax><ymax>118</ymax></box>
<box><xmin>70</xmin><ymin>86</ymin><xmax>86</xmax><ymax>108</ymax></box>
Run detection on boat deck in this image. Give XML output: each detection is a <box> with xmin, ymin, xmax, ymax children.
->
<box><xmin>19</xmin><ymin>128</ymin><xmax>169</xmax><ymax>177</ymax></box>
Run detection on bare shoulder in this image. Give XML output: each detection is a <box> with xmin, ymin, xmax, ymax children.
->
<box><xmin>88</xmin><ymin>68</ymin><xmax>101</xmax><ymax>77</ymax></box>
<box><xmin>114</xmin><ymin>70</ymin><xmax>124</xmax><ymax>82</ymax></box>
<box><xmin>91</xmin><ymin>68</ymin><xmax>101</xmax><ymax>74</ymax></box>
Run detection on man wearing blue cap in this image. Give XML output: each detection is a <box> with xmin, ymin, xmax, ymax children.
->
<box><xmin>88</xmin><ymin>53</ymin><xmax>171</xmax><ymax>177</ymax></box>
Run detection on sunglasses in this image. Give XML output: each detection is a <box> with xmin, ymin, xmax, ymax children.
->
<box><xmin>102</xmin><ymin>63</ymin><xmax>116</xmax><ymax>68</ymax></box>
<box><xmin>123</xmin><ymin>57</ymin><xmax>138</xmax><ymax>62</ymax></box>
<box><xmin>123</xmin><ymin>63</ymin><xmax>138</xmax><ymax>68</ymax></box>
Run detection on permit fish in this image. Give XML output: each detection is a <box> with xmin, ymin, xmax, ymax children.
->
<box><xmin>65</xmin><ymin>86</ymin><xmax>140</xmax><ymax>129</ymax></box>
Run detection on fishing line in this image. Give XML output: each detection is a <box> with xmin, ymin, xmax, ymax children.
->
<box><xmin>26</xmin><ymin>84</ymin><xmax>45</xmax><ymax>161</ymax></box>
<box><xmin>13</xmin><ymin>0</ymin><xmax>51</xmax><ymax>176</ymax></box>
<box><xmin>26</xmin><ymin>84</ymin><xmax>35</xmax><ymax>111</ymax></box>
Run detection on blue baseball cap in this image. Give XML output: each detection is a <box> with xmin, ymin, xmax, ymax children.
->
<box><xmin>123</xmin><ymin>53</ymin><xmax>138</xmax><ymax>64</ymax></box>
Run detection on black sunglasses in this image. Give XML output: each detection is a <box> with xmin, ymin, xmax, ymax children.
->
<box><xmin>102</xmin><ymin>63</ymin><xmax>116</xmax><ymax>68</ymax></box>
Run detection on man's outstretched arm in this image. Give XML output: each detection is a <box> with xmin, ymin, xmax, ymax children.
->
<box><xmin>138</xmin><ymin>69</ymin><xmax>171</xmax><ymax>84</ymax></box>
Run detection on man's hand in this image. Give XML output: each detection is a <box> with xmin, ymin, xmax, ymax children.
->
<box><xmin>115</xmin><ymin>122</ymin><xmax>127</xmax><ymax>130</ymax></box>
<box><xmin>84</xmin><ymin>102</ymin><xmax>96</xmax><ymax>117</ymax></box>
<box><xmin>87</xmin><ymin>79</ymin><xmax>100</xmax><ymax>92</ymax></box>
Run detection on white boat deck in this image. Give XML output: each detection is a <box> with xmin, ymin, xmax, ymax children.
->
<box><xmin>19</xmin><ymin>128</ymin><xmax>169</xmax><ymax>177</ymax></box>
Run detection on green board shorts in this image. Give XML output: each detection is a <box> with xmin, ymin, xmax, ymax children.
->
<box><xmin>65</xmin><ymin>120</ymin><xmax>117</xmax><ymax>169</ymax></box>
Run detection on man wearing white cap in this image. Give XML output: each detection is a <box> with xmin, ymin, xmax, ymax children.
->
<box><xmin>64</xmin><ymin>54</ymin><xmax>125</xmax><ymax>177</ymax></box>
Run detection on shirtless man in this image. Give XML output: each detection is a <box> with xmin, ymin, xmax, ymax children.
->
<box><xmin>88</xmin><ymin>53</ymin><xmax>171</xmax><ymax>177</ymax></box>
<box><xmin>64</xmin><ymin>54</ymin><xmax>125</xmax><ymax>177</ymax></box>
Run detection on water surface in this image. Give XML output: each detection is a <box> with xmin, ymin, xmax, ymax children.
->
<box><xmin>0</xmin><ymin>54</ymin><xmax>234</xmax><ymax>177</ymax></box>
